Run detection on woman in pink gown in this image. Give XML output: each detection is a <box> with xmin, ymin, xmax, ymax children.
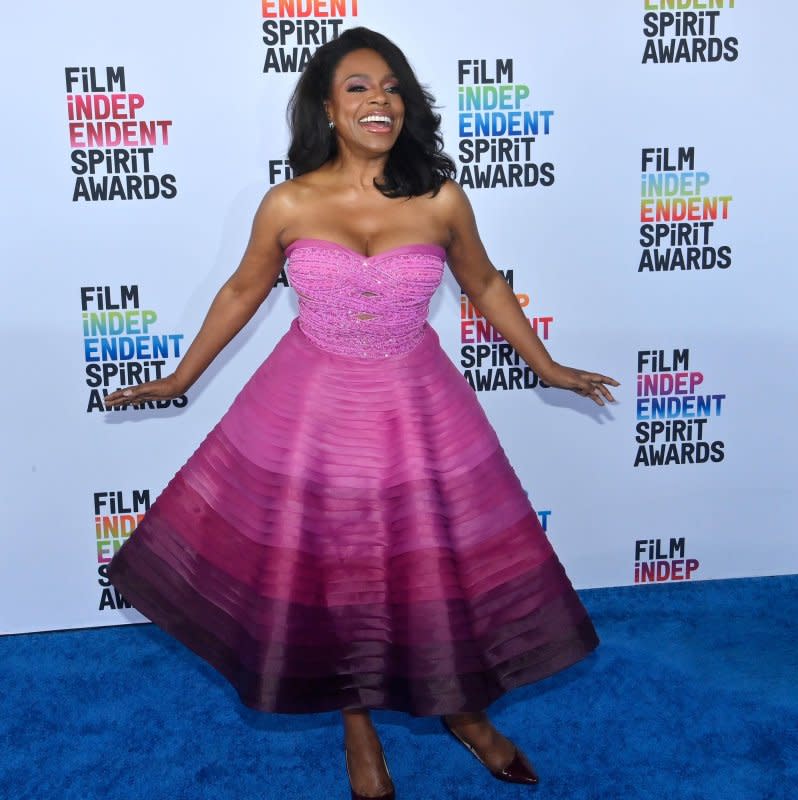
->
<box><xmin>105</xmin><ymin>27</ymin><xmax>618</xmax><ymax>800</ymax></box>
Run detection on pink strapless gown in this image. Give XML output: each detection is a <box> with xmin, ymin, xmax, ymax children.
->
<box><xmin>108</xmin><ymin>238</ymin><xmax>598</xmax><ymax>715</ymax></box>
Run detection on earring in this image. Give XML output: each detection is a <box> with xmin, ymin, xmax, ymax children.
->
<box><xmin>328</xmin><ymin>120</ymin><xmax>335</xmax><ymax>129</ymax></box>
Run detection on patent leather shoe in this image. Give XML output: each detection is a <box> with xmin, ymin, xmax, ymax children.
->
<box><xmin>344</xmin><ymin>747</ymin><xmax>396</xmax><ymax>800</ymax></box>
<box><xmin>441</xmin><ymin>717</ymin><xmax>539</xmax><ymax>785</ymax></box>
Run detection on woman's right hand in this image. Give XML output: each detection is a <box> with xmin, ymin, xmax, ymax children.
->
<box><xmin>104</xmin><ymin>373</ymin><xmax>187</xmax><ymax>409</ymax></box>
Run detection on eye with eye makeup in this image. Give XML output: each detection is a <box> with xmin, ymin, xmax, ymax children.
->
<box><xmin>344</xmin><ymin>82</ymin><xmax>401</xmax><ymax>94</ymax></box>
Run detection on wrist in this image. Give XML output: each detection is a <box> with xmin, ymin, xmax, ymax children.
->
<box><xmin>536</xmin><ymin>360</ymin><xmax>559</xmax><ymax>384</ymax></box>
<box><xmin>169</xmin><ymin>371</ymin><xmax>192</xmax><ymax>395</ymax></box>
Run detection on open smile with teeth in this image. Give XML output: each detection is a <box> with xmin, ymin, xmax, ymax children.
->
<box><xmin>359</xmin><ymin>114</ymin><xmax>393</xmax><ymax>132</ymax></box>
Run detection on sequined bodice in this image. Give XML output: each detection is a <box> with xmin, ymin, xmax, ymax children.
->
<box><xmin>284</xmin><ymin>238</ymin><xmax>446</xmax><ymax>358</ymax></box>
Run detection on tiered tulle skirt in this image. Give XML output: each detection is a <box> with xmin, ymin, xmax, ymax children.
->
<box><xmin>108</xmin><ymin>319</ymin><xmax>598</xmax><ymax>715</ymax></box>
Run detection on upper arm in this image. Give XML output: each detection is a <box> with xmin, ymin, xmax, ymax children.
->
<box><xmin>226</xmin><ymin>183</ymin><xmax>295</xmax><ymax>298</ymax></box>
<box><xmin>438</xmin><ymin>180</ymin><xmax>499</xmax><ymax>298</ymax></box>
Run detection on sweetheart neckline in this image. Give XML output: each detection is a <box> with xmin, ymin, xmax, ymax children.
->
<box><xmin>285</xmin><ymin>237</ymin><xmax>447</xmax><ymax>262</ymax></box>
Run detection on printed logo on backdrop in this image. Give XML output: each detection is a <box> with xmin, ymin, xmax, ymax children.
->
<box><xmin>642</xmin><ymin>0</ymin><xmax>738</xmax><ymax>64</ymax></box>
<box><xmin>66</xmin><ymin>67</ymin><xmax>176</xmax><ymax>202</ymax></box>
<box><xmin>460</xmin><ymin>270</ymin><xmax>553</xmax><ymax>392</ymax></box>
<box><xmin>635</xmin><ymin>348</ymin><xmax>725</xmax><ymax>466</ymax></box>
<box><xmin>261</xmin><ymin>0</ymin><xmax>359</xmax><ymax>73</ymax></box>
<box><xmin>81</xmin><ymin>285</ymin><xmax>187</xmax><ymax>413</ymax></box>
<box><xmin>634</xmin><ymin>537</ymin><xmax>700</xmax><ymax>583</ymax></box>
<box><xmin>456</xmin><ymin>59</ymin><xmax>554</xmax><ymax>189</ymax></box>
<box><xmin>639</xmin><ymin>147</ymin><xmax>733</xmax><ymax>272</ymax></box>
<box><xmin>95</xmin><ymin>490</ymin><xmax>149</xmax><ymax>610</ymax></box>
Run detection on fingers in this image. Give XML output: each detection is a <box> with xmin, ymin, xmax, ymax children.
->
<box><xmin>103</xmin><ymin>385</ymin><xmax>160</xmax><ymax>408</ymax></box>
<box><xmin>593</xmin><ymin>373</ymin><xmax>621</xmax><ymax>387</ymax></box>
<box><xmin>587</xmin><ymin>385</ymin><xmax>606</xmax><ymax>406</ymax></box>
<box><xmin>595</xmin><ymin>382</ymin><xmax>616</xmax><ymax>404</ymax></box>
<box><xmin>575</xmin><ymin>372</ymin><xmax>619</xmax><ymax>406</ymax></box>
<box><xmin>573</xmin><ymin>382</ymin><xmax>603</xmax><ymax>406</ymax></box>
<box><xmin>104</xmin><ymin>376</ymin><xmax>184</xmax><ymax>408</ymax></box>
<box><xmin>104</xmin><ymin>388</ymin><xmax>136</xmax><ymax>409</ymax></box>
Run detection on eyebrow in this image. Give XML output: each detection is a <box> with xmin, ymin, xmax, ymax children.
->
<box><xmin>342</xmin><ymin>72</ymin><xmax>398</xmax><ymax>81</ymax></box>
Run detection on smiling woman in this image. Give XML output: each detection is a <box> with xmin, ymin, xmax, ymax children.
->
<box><xmin>328</xmin><ymin>59</ymin><xmax>403</xmax><ymax>141</ymax></box>
<box><xmin>287</xmin><ymin>27</ymin><xmax>455</xmax><ymax>198</ymax></box>
<box><xmin>103</xmin><ymin>25</ymin><xmax>618</xmax><ymax>800</ymax></box>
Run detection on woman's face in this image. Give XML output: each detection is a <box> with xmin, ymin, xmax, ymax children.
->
<box><xmin>324</xmin><ymin>48</ymin><xmax>405</xmax><ymax>157</ymax></box>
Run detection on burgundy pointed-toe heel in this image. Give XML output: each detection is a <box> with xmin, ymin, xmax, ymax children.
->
<box><xmin>441</xmin><ymin>717</ymin><xmax>539</xmax><ymax>786</ymax></box>
<box><xmin>344</xmin><ymin>747</ymin><xmax>396</xmax><ymax>800</ymax></box>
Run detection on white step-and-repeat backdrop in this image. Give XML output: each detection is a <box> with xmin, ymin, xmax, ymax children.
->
<box><xmin>2</xmin><ymin>1</ymin><xmax>796</xmax><ymax>634</ymax></box>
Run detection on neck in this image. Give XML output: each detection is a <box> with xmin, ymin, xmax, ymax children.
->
<box><xmin>326</xmin><ymin>143</ymin><xmax>389</xmax><ymax>190</ymax></box>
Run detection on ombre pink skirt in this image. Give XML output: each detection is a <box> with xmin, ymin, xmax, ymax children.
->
<box><xmin>108</xmin><ymin>319</ymin><xmax>598</xmax><ymax>715</ymax></box>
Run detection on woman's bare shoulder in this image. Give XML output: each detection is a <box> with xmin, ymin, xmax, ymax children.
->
<box><xmin>439</xmin><ymin>177</ymin><xmax>469</xmax><ymax>201</ymax></box>
<box><xmin>253</xmin><ymin>175</ymin><xmax>319</xmax><ymax>229</ymax></box>
<box><xmin>418</xmin><ymin>179</ymin><xmax>474</xmax><ymax>230</ymax></box>
<box><xmin>262</xmin><ymin>176</ymin><xmax>309</xmax><ymax>208</ymax></box>
<box><xmin>424</xmin><ymin>178</ymin><xmax>470</xmax><ymax>213</ymax></box>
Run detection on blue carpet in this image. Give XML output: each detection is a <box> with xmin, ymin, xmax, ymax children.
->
<box><xmin>2</xmin><ymin>575</ymin><xmax>796</xmax><ymax>800</ymax></box>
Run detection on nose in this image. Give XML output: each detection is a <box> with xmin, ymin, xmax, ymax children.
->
<box><xmin>369</xmin><ymin>87</ymin><xmax>390</xmax><ymax>105</ymax></box>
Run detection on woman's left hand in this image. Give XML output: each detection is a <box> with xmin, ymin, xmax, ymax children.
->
<box><xmin>541</xmin><ymin>363</ymin><xmax>620</xmax><ymax>406</ymax></box>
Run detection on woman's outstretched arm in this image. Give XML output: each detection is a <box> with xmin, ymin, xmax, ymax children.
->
<box><xmin>104</xmin><ymin>185</ymin><xmax>291</xmax><ymax>408</ymax></box>
<box><xmin>439</xmin><ymin>180</ymin><xmax>619</xmax><ymax>406</ymax></box>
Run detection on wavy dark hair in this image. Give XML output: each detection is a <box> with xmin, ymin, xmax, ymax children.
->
<box><xmin>287</xmin><ymin>27</ymin><xmax>455</xmax><ymax>198</ymax></box>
